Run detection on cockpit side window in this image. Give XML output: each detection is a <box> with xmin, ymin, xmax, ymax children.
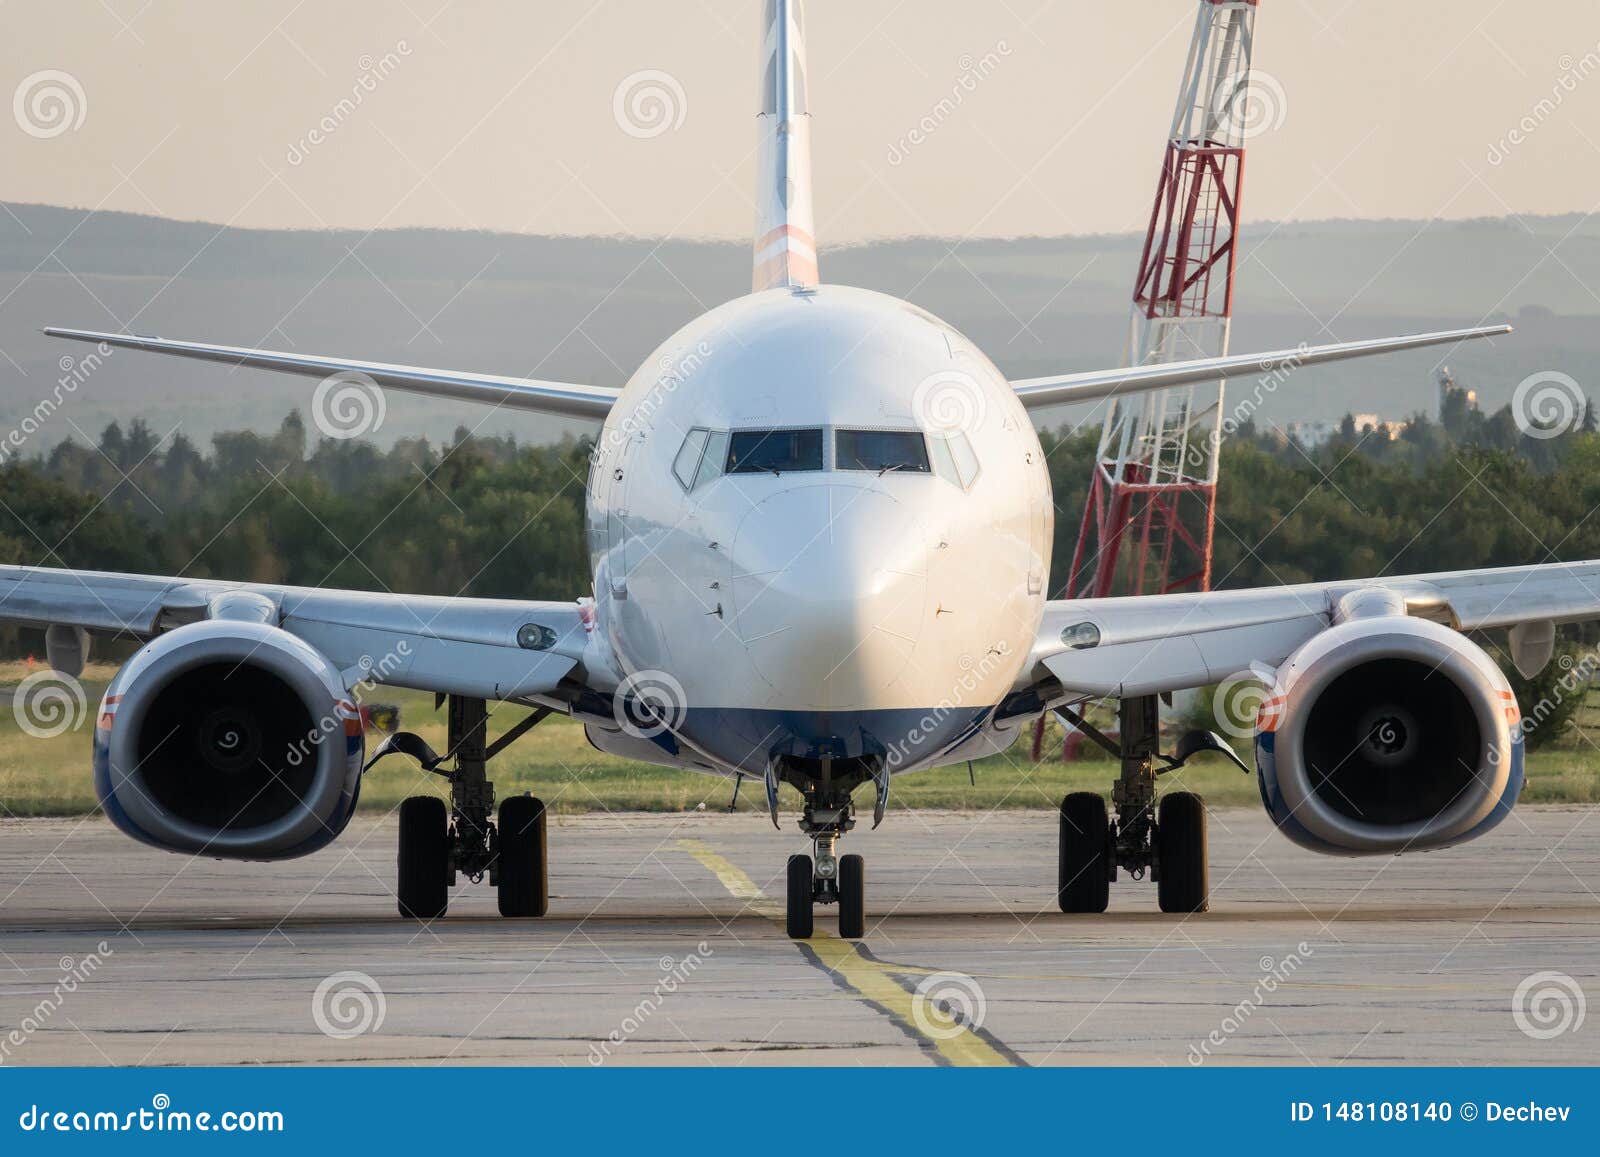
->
<box><xmin>726</xmin><ymin>428</ymin><xmax>824</xmax><ymax>475</ymax></box>
<box><xmin>672</xmin><ymin>428</ymin><xmax>710</xmax><ymax>489</ymax></box>
<box><xmin>928</xmin><ymin>431</ymin><xmax>981</xmax><ymax>489</ymax></box>
<box><xmin>835</xmin><ymin>429</ymin><xmax>931</xmax><ymax>474</ymax></box>
<box><xmin>694</xmin><ymin>430</ymin><xmax>730</xmax><ymax>488</ymax></box>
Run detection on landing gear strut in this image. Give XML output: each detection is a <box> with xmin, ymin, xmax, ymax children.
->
<box><xmin>1055</xmin><ymin>695</ymin><xmax>1211</xmax><ymax>914</ymax></box>
<box><xmin>388</xmin><ymin>695</ymin><xmax>551</xmax><ymax>919</ymax></box>
<box><xmin>779</xmin><ymin>756</ymin><xmax>874</xmax><ymax>939</ymax></box>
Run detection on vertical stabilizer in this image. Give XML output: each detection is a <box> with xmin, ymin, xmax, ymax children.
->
<box><xmin>752</xmin><ymin>0</ymin><xmax>818</xmax><ymax>291</ymax></box>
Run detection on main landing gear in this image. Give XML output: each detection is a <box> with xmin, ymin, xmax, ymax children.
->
<box><xmin>372</xmin><ymin>695</ymin><xmax>555</xmax><ymax>920</ymax></box>
<box><xmin>1056</xmin><ymin>694</ymin><xmax>1242</xmax><ymax>915</ymax></box>
<box><xmin>776</xmin><ymin>755</ymin><xmax>884</xmax><ymax>939</ymax></box>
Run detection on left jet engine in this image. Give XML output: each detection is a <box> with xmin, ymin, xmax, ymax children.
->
<box><xmin>94</xmin><ymin>620</ymin><xmax>364</xmax><ymax>860</ymax></box>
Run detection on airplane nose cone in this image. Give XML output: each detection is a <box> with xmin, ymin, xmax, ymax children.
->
<box><xmin>730</xmin><ymin>484</ymin><xmax>928</xmax><ymax>710</ymax></box>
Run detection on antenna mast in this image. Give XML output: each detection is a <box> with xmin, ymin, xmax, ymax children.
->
<box><xmin>1065</xmin><ymin>0</ymin><xmax>1258</xmax><ymax>601</ymax></box>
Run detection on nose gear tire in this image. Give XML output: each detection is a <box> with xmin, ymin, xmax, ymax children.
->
<box><xmin>838</xmin><ymin>853</ymin><xmax>865</xmax><ymax>938</ymax></box>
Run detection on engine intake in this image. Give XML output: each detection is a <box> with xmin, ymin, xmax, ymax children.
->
<box><xmin>95</xmin><ymin>620</ymin><xmax>363</xmax><ymax>860</ymax></box>
<box><xmin>1256</xmin><ymin>616</ymin><xmax>1522</xmax><ymax>855</ymax></box>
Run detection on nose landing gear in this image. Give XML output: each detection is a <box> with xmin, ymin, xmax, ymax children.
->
<box><xmin>786</xmin><ymin>854</ymin><xmax>866</xmax><ymax>939</ymax></box>
<box><xmin>778</xmin><ymin>756</ymin><xmax>875</xmax><ymax>939</ymax></box>
<box><xmin>786</xmin><ymin>808</ymin><xmax>867</xmax><ymax>939</ymax></box>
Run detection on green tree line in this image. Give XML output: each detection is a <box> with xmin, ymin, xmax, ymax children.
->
<box><xmin>3</xmin><ymin>399</ymin><xmax>1600</xmax><ymax>652</ymax></box>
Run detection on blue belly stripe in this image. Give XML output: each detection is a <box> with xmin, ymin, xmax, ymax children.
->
<box><xmin>678</xmin><ymin>705</ymin><xmax>995</xmax><ymax>771</ymax></box>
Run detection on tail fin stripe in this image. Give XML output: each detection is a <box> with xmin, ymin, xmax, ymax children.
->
<box><xmin>754</xmin><ymin>223</ymin><xmax>816</xmax><ymax>250</ymax></box>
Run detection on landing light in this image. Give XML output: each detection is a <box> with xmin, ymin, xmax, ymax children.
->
<box><xmin>1060</xmin><ymin>622</ymin><xmax>1101</xmax><ymax>650</ymax></box>
<box><xmin>517</xmin><ymin>623</ymin><xmax>558</xmax><ymax>651</ymax></box>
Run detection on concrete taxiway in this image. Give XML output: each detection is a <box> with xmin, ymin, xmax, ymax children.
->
<box><xmin>1</xmin><ymin>807</ymin><xmax>1596</xmax><ymax>1066</ymax></box>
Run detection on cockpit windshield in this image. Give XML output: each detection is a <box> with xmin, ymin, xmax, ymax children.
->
<box><xmin>726</xmin><ymin>428</ymin><xmax>824</xmax><ymax>474</ymax></box>
<box><xmin>835</xmin><ymin>429</ymin><xmax>931</xmax><ymax>474</ymax></box>
<box><xmin>671</xmin><ymin>424</ymin><xmax>977</xmax><ymax>491</ymax></box>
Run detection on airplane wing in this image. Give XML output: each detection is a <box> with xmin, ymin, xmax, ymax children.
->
<box><xmin>1008</xmin><ymin>325</ymin><xmax>1511</xmax><ymax>411</ymax></box>
<box><xmin>0</xmin><ymin>564</ymin><xmax>605</xmax><ymax>701</ymax></box>
<box><xmin>44</xmin><ymin>328</ymin><xmax>618</xmax><ymax>421</ymax></box>
<box><xmin>1025</xmin><ymin>560</ymin><xmax>1600</xmax><ymax>700</ymax></box>
<box><xmin>49</xmin><ymin>324</ymin><xmax>1508</xmax><ymax>423</ymax></box>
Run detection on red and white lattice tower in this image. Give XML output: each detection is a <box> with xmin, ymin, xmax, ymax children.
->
<box><xmin>1036</xmin><ymin>1</ymin><xmax>1257</xmax><ymax>759</ymax></box>
<box><xmin>1065</xmin><ymin>0</ymin><xmax>1258</xmax><ymax>601</ymax></box>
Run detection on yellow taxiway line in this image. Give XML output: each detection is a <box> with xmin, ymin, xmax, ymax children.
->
<box><xmin>675</xmin><ymin>838</ymin><xmax>1018</xmax><ymax>1066</ymax></box>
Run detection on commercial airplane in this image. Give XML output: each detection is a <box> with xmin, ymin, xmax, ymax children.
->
<box><xmin>10</xmin><ymin>0</ymin><xmax>1578</xmax><ymax>940</ymax></box>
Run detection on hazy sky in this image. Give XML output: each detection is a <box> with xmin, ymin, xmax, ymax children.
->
<box><xmin>4</xmin><ymin>1</ymin><xmax>1599</xmax><ymax>241</ymax></box>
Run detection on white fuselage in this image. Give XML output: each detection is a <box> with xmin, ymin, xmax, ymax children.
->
<box><xmin>584</xmin><ymin>284</ymin><xmax>1052</xmax><ymax>775</ymax></box>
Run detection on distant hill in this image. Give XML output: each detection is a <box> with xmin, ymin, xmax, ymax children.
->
<box><xmin>2</xmin><ymin>202</ymin><xmax>1595</xmax><ymax>451</ymax></box>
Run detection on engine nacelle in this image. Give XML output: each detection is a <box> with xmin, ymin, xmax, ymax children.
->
<box><xmin>94</xmin><ymin>621</ymin><xmax>364</xmax><ymax>860</ymax></box>
<box><xmin>1255</xmin><ymin>616</ymin><xmax>1523</xmax><ymax>855</ymax></box>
